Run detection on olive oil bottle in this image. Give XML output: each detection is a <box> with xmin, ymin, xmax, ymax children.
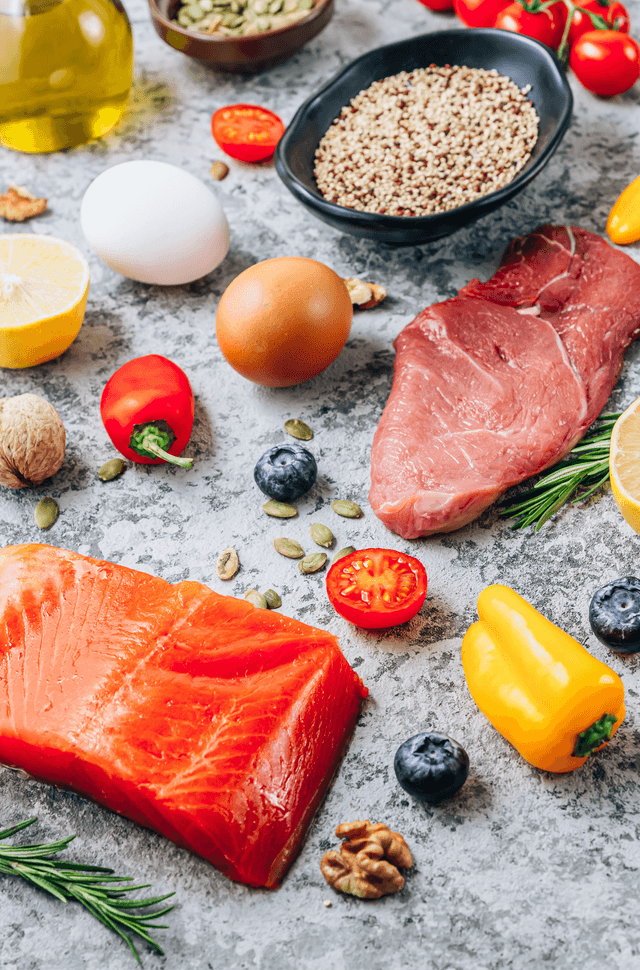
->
<box><xmin>0</xmin><ymin>0</ymin><xmax>133</xmax><ymax>153</ymax></box>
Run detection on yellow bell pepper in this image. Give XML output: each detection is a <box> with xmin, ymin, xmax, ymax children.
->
<box><xmin>461</xmin><ymin>585</ymin><xmax>625</xmax><ymax>773</ymax></box>
<box><xmin>607</xmin><ymin>173</ymin><xmax>640</xmax><ymax>245</ymax></box>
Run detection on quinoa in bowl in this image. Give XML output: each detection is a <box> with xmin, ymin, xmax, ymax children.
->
<box><xmin>313</xmin><ymin>65</ymin><xmax>539</xmax><ymax>219</ymax></box>
<box><xmin>275</xmin><ymin>29</ymin><xmax>572</xmax><ymax>245</ymax></box>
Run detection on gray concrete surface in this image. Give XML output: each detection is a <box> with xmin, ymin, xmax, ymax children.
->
<box><xmin>2</xmin><ymin>0</ymin><xmax>640</xmax><ymax>967</ymax></box>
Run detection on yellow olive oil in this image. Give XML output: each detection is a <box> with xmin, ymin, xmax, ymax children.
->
<box><xmin>0</xmin><ymin>0</ymin><xmax>133</xmax><ymax>153</ymax></box>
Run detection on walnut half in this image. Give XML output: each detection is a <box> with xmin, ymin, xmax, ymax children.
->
<box><xmin>342</xmin><ymin>277</ymin><xmax>387</xmax><ymax>310</ymax></box>
<box><xmin>320</xmin><ymin>820</ymin><xmax>412</xmax><ymax>899</ymax></box>
<box><xmin>0</xmin><ymin>184</ymin><xmax>47</xmax><ymax>222</ymax></box>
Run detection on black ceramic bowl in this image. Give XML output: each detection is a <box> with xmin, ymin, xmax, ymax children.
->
<box><xmin>275</xmin><ymin>29</ymin><xmax>573</xmax><ymax>246</ymax></box>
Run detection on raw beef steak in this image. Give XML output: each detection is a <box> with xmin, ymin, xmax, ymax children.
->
<box><xmin>0</xmin><ymin>543</ymin><xmax>367</xmax><ymax>888</ymax></box>
<box><xmin>370</xmin><ymin>226</ymin><xmax>640</xmax><ymax>538</ymax></box>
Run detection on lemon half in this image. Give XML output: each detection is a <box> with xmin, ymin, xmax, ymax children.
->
<box><xmin>0</xmin><ymin>234</ymin><xmax>90</xmax><ymax>368</ymax></box>
<box><xmin>610</xmin><ymin>398</ymin><xmax>640</xmax><ymax>534</ymax></box>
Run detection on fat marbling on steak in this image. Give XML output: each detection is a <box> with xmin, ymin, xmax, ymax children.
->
<box><xmin>370</xmin><ymin>225</ymin><xmax>640</xmax><ymax>538</ymax></box>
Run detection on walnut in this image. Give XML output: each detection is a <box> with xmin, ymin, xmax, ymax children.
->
<box><xmin>0</xmin><ymin>394</ymin><xmax>66</xmax><ymax>489</ymax></box>
<box><xmin>0</xmin><ymin>184</ymin><xmax>47</xmax><ymax>222</ymax></box>
<box><xmin>320</xmin><ymin>820</ymin><xmax>412</xmax><ymax>898</ymax></box>
<box><xmin>342</xmin><ymin>277</ymin><xmax>387</xmax><ymax>310</ymax></box>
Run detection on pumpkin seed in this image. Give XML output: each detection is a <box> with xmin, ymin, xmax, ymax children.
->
<box><xmin>263</xmin><ymin>500</ymin><xmax>297</xmax><ymax>518</ymax></box>
<box><xmin>331</xmin><ymin>546</ymin><xmax>356</xmax><ymax>565</ymax></box>
<box><xmin>216</xmin><ymin>547</ymin><xmax>239</xmax><ymax>580</ymax></box>
<box><xmin>172</xmin><ymin>0</ymin><xmax>312</xmax><ymax>33</ymax></box>
<box><xmin>210</xmin><ymin>161</ymin><xmax>230</xmax><ymax>181</ymax></box>
<box><xmin>98</xmin><ymin>458</ymin><xmax>125</xmax><ymax>482</ymax></box>
<box><xmin>34</xmin><ymin>496</ymin><xmax>58</xmax><ymax>530</ymax></box>
<box><xmin>245</xmin><ymin>589</ymin><xmax>268</xmax><ymax>609</ymax></box>
<box><xmin>274</xmin><ymin>537</ymin><xmax>304</xmax><ymax>559</ymax></box>
<box><xmin>284</xmin><ymin>418</ymin><xmax>313</xmax><ymax>441</ymax></box>
<box><xmin>331</xmin><ymin>499</ymin><xmax>363</xmax><ymax>518</ymax></box>
<box><xmin>299</xmin><ymin>553</ymin><xmax>327</xmax><ymax>574</ymax></box>
<box><xmin>264</xmin><ymin>588</ymin><xmax>282</xmax><ymax>609</ymax></box>
<box><xmin>310</xmin><ymin>523</ymin><xmax>333</xmax><ymax>547</ymax></box>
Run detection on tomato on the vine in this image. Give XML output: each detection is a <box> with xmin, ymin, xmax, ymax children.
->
<box><xmin>494</xmin><ymin>0</ymin><xmax>565</xmax><ymax>48</ymax></box>
<box><xmin>326</xmin><ymin>548</ymin><xmax>428</xmax><ymax>630</ymax></box>
<box><xmin>416</xmin><ymin>0</ymin><xmax>455</xmax><ymax>10</ymax></box>
<box><xmin>607</xmin><ymin>1</ymin><xmax>631</xmax><ymax>32</ymax></box>
<box><xmin>566</xmin><ymin>0</ymin><xmax>630</xmax><ymax>46</ymax></box>
<box><xmin>570</xmin><ymin>29</ymin><xmax>640</xmax><ymax>96</ymax></box>
<box><xmin>454</xmin><ymin>0</ymin><xmax>510</xmax><ymax>28</ymax></box>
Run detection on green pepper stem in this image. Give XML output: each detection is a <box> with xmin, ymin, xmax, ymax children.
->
<box><xmin>573</xmin><ymin>713</ymin><xmax>617</xmax><ymax>759</ymax></box>
<box><xmin>141</xmin><ymin>437</ymin><xmax>193</xmax><ymax>469</ymax></box>
<box><xmin>129</xmin><ymin>422</ymin><xmax>194</xmax><ymax>469</ymax></box>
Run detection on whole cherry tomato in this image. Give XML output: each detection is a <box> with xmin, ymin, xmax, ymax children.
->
<box><xmin>570</xmin><ymin>29</ymin><xmax>640</xmax><ymax>95</ymax></box>
<box><xmin>454</xmin><ymin>0</ymin><xmax>510</xmax><ymax>27</ymax></box>
<box><xmin>326</xmin><ymin>548</ymin><xmax>428</xmax><ymax>630</ymax></box>
<box><xmin>416</xmin><ymin>0</ymin><xmax>455</xmax><ymax>9</ymax></box>
<box><xmin>100</xmin><ymin>355</ymin><xmax>195</xmax><ymax>467</ymax></box>
<box><xmin>494</xmin><ymin>0</ymin><xmax>565</xmax><ymax>48</ymax></box>
<box><xmin>211</xmin><ymin>104</ymin><xmax>285</xmax><ymax>163</ymax></box>
<box><xmin>566</xmin><ymin>0</ymin><xmax>630</xmax><ymax>46</ymax></box>
<box><xmin>607</xmin><ymin>1</ymin><xmax>631</xmax><ymax>31</ymax></box>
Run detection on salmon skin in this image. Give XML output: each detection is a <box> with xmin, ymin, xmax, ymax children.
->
<box><xmin>0</xmin><ymin>544</ymin><xmax>367</xmax><ymax>888</ymax></box>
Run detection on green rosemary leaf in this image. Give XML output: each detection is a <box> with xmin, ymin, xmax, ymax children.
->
<box><xmin>571</xmin><ymin>470</ymin><xmax>611</xmax><ymax>504</ymax></box>
<box><xmin>500</xmin><ymin>412</ymin><xmax>620</xmax><ymax>530</ymax></box>
<box><xmin>0</xmin><ymin>818</ymin><xmax>39</xmax><ymax>840</ymax></box>
<box><xmin>0</xmin><ymin>818</ymin><xmax>174</xmax><ymax>961</ymax></box>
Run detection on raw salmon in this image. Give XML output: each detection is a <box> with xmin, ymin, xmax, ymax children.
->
<box><xmin>0</xmin><ymin>543</ymin><xmax>367</xmax><ymax>888</ymax></box>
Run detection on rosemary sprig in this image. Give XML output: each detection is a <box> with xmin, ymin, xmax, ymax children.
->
<box><xmin>0</xmin><ymin>818</ymin><xmax>174</xmax><ymax>962</ymax></box>
<box><xmin>499</xmin><ymin>413</ymin><xmax>620</xmax><ymax>531</ymax></box>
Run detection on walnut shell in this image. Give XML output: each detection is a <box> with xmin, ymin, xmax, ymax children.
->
<box><xmin>0</xmin><ymin>394</ymin><xmax>66</xmax><ymax>489</ymax></box>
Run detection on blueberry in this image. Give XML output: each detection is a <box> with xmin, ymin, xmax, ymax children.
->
<box><xmin>589</xmin><ymin>577</ymin><xmax>640</xmax><ymax>653</ymax></box>
<box><xmin>254</xmin><ymin>444</ymin><xmax>317</xmax><ymax>502</ymax></box>
<box><xmin>394</xmin><ymin>732</ymin><xmax>469</xmax><ymax>804</ymax></box>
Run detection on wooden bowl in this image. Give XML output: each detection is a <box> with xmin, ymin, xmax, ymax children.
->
<box><xmin>148</xmin><ymin>0</ymin><xmax>334</xmax><ymax>73</ymax></box>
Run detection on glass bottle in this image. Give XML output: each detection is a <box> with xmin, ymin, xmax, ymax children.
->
<box><xmin>0</xmin><ymin>0</ymin><xmax>133</xmax><ymax>153</ymax></box>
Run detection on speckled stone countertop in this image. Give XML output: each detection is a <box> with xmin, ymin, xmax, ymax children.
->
<box><xmin>2</xmin><ymin>2</ymin><xmax>640</xmax><ymax>968</ymax></box>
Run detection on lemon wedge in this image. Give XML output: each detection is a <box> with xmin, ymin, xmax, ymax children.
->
<box><xmin>0</xmin><ymin>234</ymin><xmax>90</xmax><ymax>368</ymax></box>
<box><xmin>610</xmin><ymin>398</ymin><xmax>640</xmax><ymax>533</ymax></box>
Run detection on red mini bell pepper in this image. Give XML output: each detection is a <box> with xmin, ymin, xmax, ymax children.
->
<box><xmin>100</xmin><ymin>354</ymin><xmax>195</xmax><ymax>468</ymax></box>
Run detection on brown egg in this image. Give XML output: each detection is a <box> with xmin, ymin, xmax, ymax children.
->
<box><xmin>215</xmin><ymin>257</ymin><xmax>353</xmax><ymax>387</ymax></box>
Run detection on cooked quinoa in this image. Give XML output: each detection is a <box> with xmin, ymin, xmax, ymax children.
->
<box><xmin>313</xmin><ymin>65</ymin><xmax>540</xmax><ymax>218</ymax></box>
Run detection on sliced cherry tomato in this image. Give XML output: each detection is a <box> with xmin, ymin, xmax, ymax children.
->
<box><xmin>454</xmin><ymin>0</ymin><xmax>510</xmax><ymax>27</ymax></box>
<box><xmin>416</xmin><ymin>0</ymin><xmax>455</xmax><ymax>10</ymax></box>
<box><xmin>494</xmin><ymin>0</ymin><xmax>565</xmax><ymax>49</ymax></box>
<box><xmin>326</xmin><ymin>548</ymin><xmax>428</xmax><ymax>630</ymax></box>
<box><xmin>211</xmin><ymin>104</ymin><xmax>285</xmax><ymax>163</ymax></box>
<box><xmin>570</xmin><ymin>29</ymin><xmax>640</xmax><ymax>96</ymax></box>
<box><xmin>566</xmin><ymin>0</ymin><xmax>630</xmax><ymax>45</ymax></box>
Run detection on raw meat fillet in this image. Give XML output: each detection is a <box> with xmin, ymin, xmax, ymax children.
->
<box><xmin>370</xmin><ymin>225</ymin><xmax>640</xmax><ymax>538</ymax></box>
<box><xmin>0</xmin><ymin>543</ymin><xmax>367</xmax><ymax>888</ymax></box>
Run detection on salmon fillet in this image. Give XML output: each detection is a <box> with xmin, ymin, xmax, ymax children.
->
<box><xmin>370</xmin><ymin>226</ymin><xmax>640</xmax><ymax>538</ymax></box>
<box><xmin>0</xmin><ymin>544</ymin><xmax>367</xmax><ymax>888</ymax></box>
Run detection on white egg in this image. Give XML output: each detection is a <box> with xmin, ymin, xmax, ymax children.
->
<box><xmin>80</xmin><ymin>160</ymin><xmax>230</xmax><ymax>285</ymax></box>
